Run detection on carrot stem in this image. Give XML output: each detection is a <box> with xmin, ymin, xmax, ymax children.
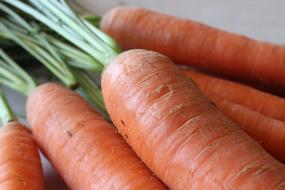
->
<box><xmin>0</xmin><ymin>2</ymin><xmax>78</xmax><ymax>88</ymax></box>
<box><xmin>83</xmin><ymin>15</ymin><xmax>101</xmax><ymax>28</ymax></box>
<box><xmin>46</xmin><ymin>35</ymin><xmax>103</xmax><ymax>72</ymax></box>
<box><xmin>0</xmin><ymin>48</ymin><xmax>36</xmax><ymax>95</ymax></box>
<box><xmin>0</xmin><ymin>1</ymin><xmax>113</xmax><ymax>112</ymax></box>
<box><xmin>0</xmin><ymin>4</ymin><xmax>107</xmax><ymax>113</ymax></box>
<box><xmin>0</xmin><ymin>89</ymin><xmax>16</xmax><ymax>125</ymax></box>
<box><xmin>83</xmin><ymin>16</ymin><xmax>122</xmax><ymax>53</ymax></box>
<box><xmin>72</xmin><ymin>69</ymin><xmax>107</xmax><ymax>115</ymax></box>
<box><xmin>5</xmin><ymin>0</ymin><xmax>119</xmax><ymax>66</ymax></box>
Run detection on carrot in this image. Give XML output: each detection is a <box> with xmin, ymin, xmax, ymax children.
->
<box><xmin>181</xmin><ymin>68</ymin><xmax>285</xmax><ymax>162</ymax></box>
<box><xmin>102</xmin><ymin>49</ymin><xmax>285</xmax><ymax>190</ymax></box>
<box><xmin>100</xmin><ymin>7</ymin><xmax>285</xmax><ymax>87</ymax></box>
<box><xmin>180</xmin><ymin>68</ymin><xmax>285</xmax><ymax>122</ymax></box>
<box><xmin>213</xmin><ymin>99</ymin><xmax>285</xmax><ymax>163</ymax></box>
<box><xmin>0</xmin><ymin>90</ymin><xmax>44</xmax><ymax>190</ymax></box>
<box><xmin>0</xmin><ymin>122</ymin><xmax>44</xmax><ymax>190</ymax></box>
<box><xmin>26</xmin><ymin>83</ymin><xmax>167</xmax><ymax>190</ymax></box>
<box><xmin>179</xmin><ymin>69</ymin><xmax>285</xmax><ymax>162</ymax></box>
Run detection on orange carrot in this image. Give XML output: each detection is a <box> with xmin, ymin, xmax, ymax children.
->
<box><xmin>180</xmin><ymin>68</ymin><xmax>285</xmax><ymax>122</ymax></box>
<box><xmin>213</xmin><ymin>99</ymin><xmax>285</xmax><ymax>163</ymax></box>
<box><xmin>102</xmin><ymin>49</ymin><xmax>285</xmax><ymax>190</ymax></box>
<box><xmin>0</xmin><ymin>122</ymin><xmax>44</xmax><ymax>190</ymax></box>
<box><xmin>100</xmin><ymin>7</ymin><xmax>285</xmax><ymax>87</ymax></box>
<box><xmin>179</xmin><ymin>70</ymin><xmax>285</xmax><ymax>162</ymax></box>
<box><xmin>181</xmin><ymin>69</ymin><xmax>285</xmax><ymax>162</ymax></box>
<box><xmin>26</xmin><ymin>83</ymin><xmax>167</xmax><ymax>190</ymax></box>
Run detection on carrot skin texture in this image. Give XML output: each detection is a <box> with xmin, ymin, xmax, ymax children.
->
<box><xmin>26</xmin><ymin>83</ymin><xmax>167</xmax><ymax>190</ymax></box>
<box><xmin>181</xmin><ymin>68</ymin><xmax>285</xmax><ymax>122</ymax></box>
<box><xmin>102</xmin><ymin>49</ymin><xmax>285</xmax><ymax>190</ymax></box>
<box><xmin>0</xmin><ymin>122</ymin><xmax>44</xmax><ymax>190</ymax></box>
<box><xmin>100</xmin><ymin>7</ymin><xmax>285</xmax><ymax>87</ymax></box>
<box><xmin>213</xmin><ymin>98</ymin><xmax>285</xmax><ymax>163</ymax></box>
<box><xmin>181</xmin><ymin>69</ymin><xmax>285</xmax><ymax>162</ymax></box>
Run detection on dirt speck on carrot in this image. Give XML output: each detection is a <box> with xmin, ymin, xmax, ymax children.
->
<box><xmin>66</xmin><ymin>130</ymin><xmax>73</xmax><ymax>137</ymax></box>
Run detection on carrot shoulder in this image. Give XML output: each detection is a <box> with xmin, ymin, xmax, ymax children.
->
<box><xmin>0</xmin><ymin>122</ymin><xmax>44</xmax><ymax>190</ymax></box>
<box><xmin>181</xmin><ymin>68</ymin><xmax>285</xmax><ymax>122</ymax></box>
<box><xmin>26</xmin><ymin>83</ymin><xmax>167</xmax><ymax>190</ymax></box>
<box><xmin>100</xmin><ymin>7</ymin><xmax>285</xmax><ymax>87</ymax></box>
<box><xmin>102</xmin><ymin>49</ymin><xmax>285</xmax><ymax>190</ymax></box>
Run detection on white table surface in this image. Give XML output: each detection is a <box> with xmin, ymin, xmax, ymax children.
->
<box><xmin>5</xmin><ymin>1</ymin><xmax>285</xmax><ymax>189</ymax></box>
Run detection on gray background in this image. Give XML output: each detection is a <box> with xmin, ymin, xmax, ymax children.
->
<box><xmin>6</xmin><ymin>1</ymin><xmax>285</xmax><ymax>189</ymax></box>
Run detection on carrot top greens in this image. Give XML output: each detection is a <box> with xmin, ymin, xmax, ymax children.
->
<box><xmin>0</xmin><ymin>1</ymin><xmax>109</xmax><ymax>114</ymax></box>
<box><xmin>0</xmin><ymin>49</ymin><xmax>36</xmax><ymax>96</ymax></box>
<box><xmin>5</xmin><ymin>0</ymin><xmax>121</xmax><ymax>67</ymax></box>
<box><xmin>0</xmin><ymin>2</ymin><xmax>77</xmax><ymax>88</ymax></box>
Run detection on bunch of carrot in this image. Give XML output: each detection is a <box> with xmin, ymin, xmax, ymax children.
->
<box><xmin>0</xmin><ymin>1</ymin><xmax>167</xmax><ymax>189</ymax></box>
<box><xmin>1</xmin><ymin>1</ymin><xmax>285</xmax><ymax>190</ymax></box>
<box><xmin>0</xmin><ymin>41</ymin><xmax>166</xmax><ymax>190</ymax></box>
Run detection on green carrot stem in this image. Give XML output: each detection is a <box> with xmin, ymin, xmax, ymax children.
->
<box><xmin>5</xmin><ymin>0</ymin><xmax>111</xmax><ymax>65</ymax></box>
<box><xmin>0</xmin><ymin>5</ymin><xmax>78</xmax><ymax>88</ymax></box>
<box><xmin>72</xmin><ymin>69</ymin><xmax>106</xmax><ymax>114</ymax></box>
<box><xmin>0</xmin><ymin>48</ymin><xmax>36</xmax><ymax>95</ymax></box>
<box><xmin>82</xmin><ymin>18</ymin><xmax>122</xmax><ymax>53</ymax></box>
<box><xmin>5</xmin><ymin>0</ymin><xmax>120</xmax><ymax>66</ymax></box>
<box><xmin>0</xmin><ymin>89</ymin><xmax>17</xmax><ymax>125</ymax></box>
<box><xmin>0</xmin><ymin>1</ymin><xmax>119</xmax><ymax>116</ymax></box>
<box><xmin>83</xmin><ymin>15</ymin><xmax>100</xmax><ymax>28</ymax></box>
<box><xmin>46</xmin><ymin>35</ymin><xmax>103</xmax><ymax>72</ymax></box>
